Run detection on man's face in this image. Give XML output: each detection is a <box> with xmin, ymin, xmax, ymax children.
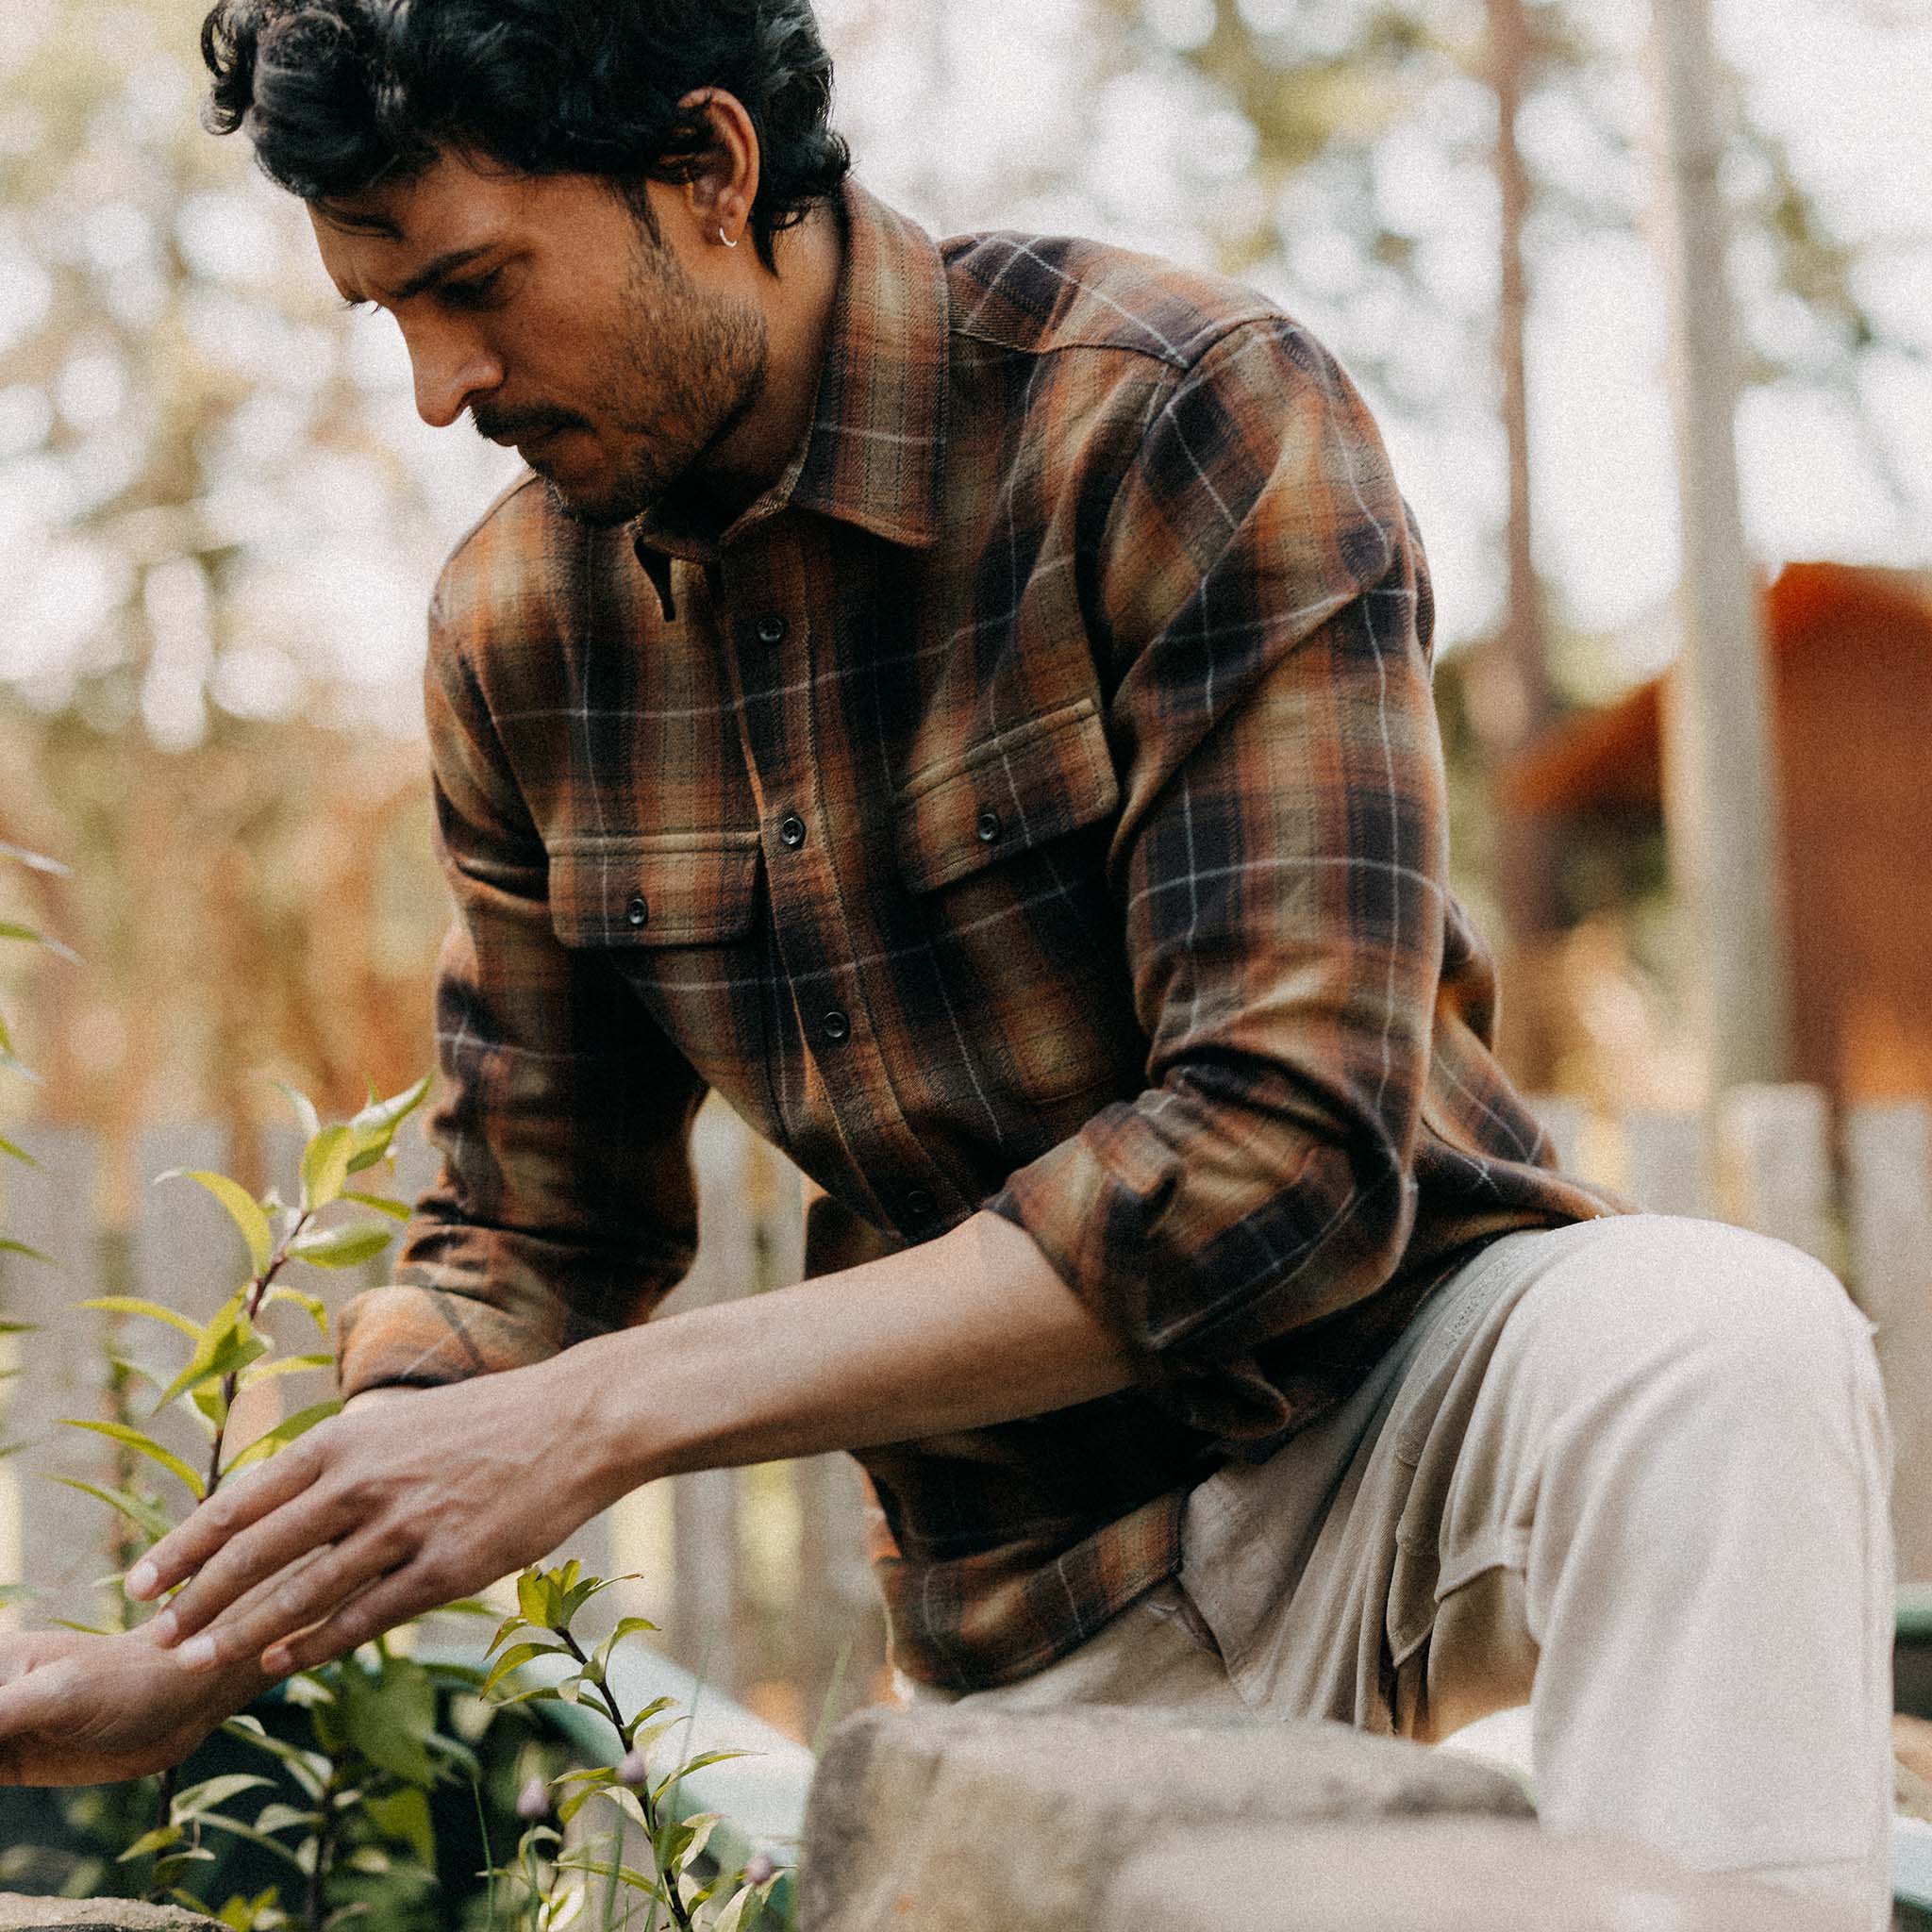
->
<box><xmin>310</xmin><ymin>151</ymin><xmax>768</xmax><ymax>526</ymax></box>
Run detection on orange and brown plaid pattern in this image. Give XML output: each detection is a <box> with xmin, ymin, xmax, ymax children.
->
<box><xmin>337</xmin><ymin>179</ymin><xmax>1622</xmax><ymax>1690</ymax></box>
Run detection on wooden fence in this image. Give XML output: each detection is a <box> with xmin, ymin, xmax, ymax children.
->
<box><xmin>5</xmin><ymin>1081</ymin><xmax>1932</xmax><ymax>1743</ymax></box>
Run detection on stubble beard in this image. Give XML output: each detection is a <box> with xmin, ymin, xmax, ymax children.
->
<box><xmin>537</xmin><ymin>225</ymin><xmax>770</xmax><ymax>531</ymax></box>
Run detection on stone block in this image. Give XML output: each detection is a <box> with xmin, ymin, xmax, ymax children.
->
<box><xmin>0</xmin><ymin>1904</ymin><xmax>218</xmax><ymax>1931</ymax></box>
<box><xmin>797</xmin><ymin>1707</ymin><xmax>1857</xmax><ymax>1932</ymax></box>
<box><xmin>797</xmin><ymin>1705</ymin><xmax>1531</xmax><ymax>1932</ymax></box>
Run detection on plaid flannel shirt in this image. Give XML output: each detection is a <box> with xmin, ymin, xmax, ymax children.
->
<box><xmin>338</xmin><ymin>179</ymin><xmax>1621</xmax><ymax>1691</ymax></box>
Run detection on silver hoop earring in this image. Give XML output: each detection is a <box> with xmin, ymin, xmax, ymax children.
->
<box><xmin>719</xmin><ymin>226</ymin><xmax>740</xmax><ymax>249</ymax></box>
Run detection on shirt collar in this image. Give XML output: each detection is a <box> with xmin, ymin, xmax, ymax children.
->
<box><xmin>632</xmin><ymin>177</ymin><xmax>950</xmax><ymax>569</ymax></box>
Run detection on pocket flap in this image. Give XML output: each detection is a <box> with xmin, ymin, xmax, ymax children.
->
<box><xmin>547</xmin><ymin>831</ymin><xmax>761</xmax><ymax>947</ymax></box>
<box><xmin>895</xmin><ymin>698</ymin><xmax>1119</xmax><ymax>894</ymax></box>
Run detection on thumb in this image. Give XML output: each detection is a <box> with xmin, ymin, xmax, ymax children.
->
<box><xmin>0</xmin><ymin>1657</ymin><xmax>76</xmax><ymax>1740</ymax></box>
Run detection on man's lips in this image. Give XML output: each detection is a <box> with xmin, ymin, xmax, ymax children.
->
<box><xmin>478</xmin><ymin>419</ymin><xmax>578</xmax><ymax>453</ymax></box>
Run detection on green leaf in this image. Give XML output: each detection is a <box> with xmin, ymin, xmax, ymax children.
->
<box><xmin>83</xmin><ymin>1295</ymin><xmax>203</xmax><ymax>1341</ymax></box>
<box><xmin>342</xmin><ymin>1191</ymin><xmax>411</xmax><ymax>1223</ymax></box>
<box><xmin>252</xmin><ymin>1802</ymin><xmax>322</xmax><ymax>1837</ymax></box>
<box><xmin>484</xmin><ymin>1611</ymin><xmax>528</xmax><ymax>1656</ymax></box>
<box><xmin>189</xmin><ymin>1813</ymin><xmax>309</xmax><ymax>1877</ymax></box>
<box><xmin>479</xmin><ymin>1640</ymin><xmax>569</xmax><ymax>1698</ymax></box>
<box><xmin>0</xmin><ymin>1134</ymin><xmax>37</xmax><ymax>1169</ymax></box>
<box><xmin>58</xmin><ymin>1419</ymin><xmax>206</xmax><ymax>1499</ymax></box>
<box><xmin>174</xmin><ymin>1774</ymin><xmax>275</xmax><ymax>1822</ymax></box>
<box><xmin>658</xmin><ymin>1811</ymin><xmax>721</xmax><ymax>1875</ymax></box>
<box><xmin>669</xmin><ymin>1750</ymin><xmax>753</xmax><ymax>1780</ymax></box>
<box><xmin>300</xmin><ymin>1125</ymin><xmax>356</xmax><ymax>1213</ymax></box>
<box><xmin>708</xmin><ymin>1881</ymin><xmax>763</xmax><ymax>1932</ymax></box>
<box><xmin>222</xmin><ymin>1399</ymin><xmax>341</xmax><ymax>1475</ymax></box>
<box><xmin>485</xmin><ymin>1682</ymin><xmax>563</xmax><ymax>1710</ymax></box>
<box><xmin>0</xmin><ymin>1319</ymin><xmax>36</xmax><ymax>1336</ymax></box>
<box><xmin>343</xmin><ymin>1074</ymin><xmax>432</xmax><ymax>1174</ymax></box>
<box><xmin>515</xmin><ymin>1568</ymin><xmax>553</xmax><ymax>1629</ymax></box>
<box><xmin>157</xmin><ymin>1170</ymin><xmax>275</xmax><ymax>1278</ymax></box>
<box><xmin>48</xmin><ymin>1474</ymin><xmax>175</xmax><ymax>1542</ymax></box>
<box><xmin>223</xmin><ymin>1721</ymin><xmax>329</xmax><ymax>1800</ymax></box>
<box><xmin>118</xmin><ymin>1825</ymin><xmax>185</xmax><ymax>1863</ymax></box>
<box><xmin>286</xmin><ymin>1221</ymin><xmax>394</xmax><ymax>1271</ymax></box>
<box><xmin>273</xmin><ymin>1081</ymin><xmax>323</xmax><ymax>1142</ymax></box>
<box><xmin>152</xmin><ymin>1311</ymin><xmax>267</xmax><ymax>1416</ymax></box>
<box><xmin>0</xmin><ymin>1237</ymin><xmax>50</xmax><ymax>1265</ymax></box>
<box><xmin>551</xmin><ymin>1852</ymin><xmax>663</xmax><ymax>1898</ymax></box>
<box><xmin>336</xmin><ymin>1653</ymin><xmax>440</xmax><ymax>1786</ymax></box>
<box><xmin>263</xmin><ymin>1286</ymin><xmax>331</xmax><ymax>1336</ymax></box>
<box><xmin>594</xmin><ymin>1615</ymin><xmax>660</xmax><ymax>1672</ymax></box>
<box><xmin>239</xmin><ymin>1350</ymin><xmax>335</xmax><ymax>1389</ymax></box>
<box><xmin>362</xmin><ymin>1786</ymin><xmax>436</xmax><ymax>1867</ymax></box>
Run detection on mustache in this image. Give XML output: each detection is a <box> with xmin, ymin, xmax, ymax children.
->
<box><xmin>470</xmin><ymin>404</ymin><xmax>587</xmax><ymax>442</ymax></box>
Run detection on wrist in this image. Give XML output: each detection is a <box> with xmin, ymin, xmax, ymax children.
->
<box><xmin>537</xmin><ymin>1331</ymin><xmax>668</xmax><ymax>1513</ymax></box>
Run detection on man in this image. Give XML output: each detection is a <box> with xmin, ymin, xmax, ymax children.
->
<box><xmin>0</xmin><ymin>2</ymin><xmax>1892</xmax><ymax>1920</ymax></box>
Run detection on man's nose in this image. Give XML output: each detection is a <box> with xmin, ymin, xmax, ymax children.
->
<box><xmin>407</xmin><ymin>323</ymin><xmax>504</xmax><ymax>429</ymax></box>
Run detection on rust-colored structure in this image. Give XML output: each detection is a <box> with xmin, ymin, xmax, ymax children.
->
<box><xmin>1502</xmin><ymin>563</ymin><xmax>1932</xmax><ymax>1103</ymax></box>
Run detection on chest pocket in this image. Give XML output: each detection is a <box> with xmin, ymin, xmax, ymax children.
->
<box><xmin>547</xmin><ymin>830</ymin><xmax>761</xmax><ymax>949</ymax></box>
<box><xmin>545</xmin><ymin>828</ymin><xmax>764</xmax><ymax>1099</ymax></box>
<box><xmin>893</xmin><ymin>698</ymin><xmax>1140</xmax><ymax>1112</ymax></box>
<box><xmin>894</xmin><ymin>698</ymin><xmax>1119</xmax><ymax>891</ymax></box>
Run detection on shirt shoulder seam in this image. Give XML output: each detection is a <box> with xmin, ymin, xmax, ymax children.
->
<box><xmin>434</xmin><ymin>470</ymin><xmax>551</xmax><ymax>601</ymax></box>
<box><xmin>948</xmin><ymin>307</ymin><xmax>1288</xmax><ymax>376</ymax></box>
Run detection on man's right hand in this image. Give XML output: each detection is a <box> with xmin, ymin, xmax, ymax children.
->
<box><xmin>0</xmin><ymin>1624</ymin><xmax>255</xmax><ymax>1786</ymax></box>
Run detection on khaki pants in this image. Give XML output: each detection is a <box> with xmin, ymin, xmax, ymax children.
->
<box><xmin>914</xmin><ymin>1216</ymin><xmax>1894</xmax><ymax>1928</ymax></box>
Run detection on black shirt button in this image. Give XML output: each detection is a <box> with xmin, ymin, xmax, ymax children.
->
<box><xmin>905</xmin><ymin>1188</ymin><xmax>938</xmax><ymax>1223</ymax></box>
<box><xmin>974</xmin><ymin>808</ymin><xmax>1004</xmax><ymax>844</ymax></box>
<box><xmin>778</xmin><ymin>813</ymin><xmax>808</xmax><ymax>850</ymax></box>
<box><xmin>820</xmin><ymin>1008</ymin><xmax>852</xmax><ymax>1043</ymax></box>
<box><xmin>625</xmin><ymin>895</ymin><xmax>650</xmax><ymax>929</ymax></box>
<box><xmin>756</xmin><ymin>615</ymin><xmax>788</xmax><ymax>646</ymax></box>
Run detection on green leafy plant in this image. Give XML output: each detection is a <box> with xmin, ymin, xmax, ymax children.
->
<box><xmin>480</xmin><ymin>1561</ymin><xmax>788</xmax><ymax>1932</ymax></box>
<box><xmin>19</xmin><ymin>1062</ymin><xmax>788</xmax><ymax>1931</ymax></box>
<box><xmin>52</xmin><ymin>1075</ymin><xmax>458</xmax><ymax>1920</ymax></box>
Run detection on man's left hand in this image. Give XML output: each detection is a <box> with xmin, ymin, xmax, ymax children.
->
<box><xmin>0</xmin><ymin>1626</ymin><xmax>243</xmax><ymax>1785</ymax></box>
<box><xmin>131</xmin><ymin>1360</ymin><xmax>608</xmax><ymax>1677</ymax></box>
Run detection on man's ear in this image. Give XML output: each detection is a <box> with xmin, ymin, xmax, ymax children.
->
<box><xmin>675</xmin><ymin>87</ymin><xmax>762</xmax><ymax>251</ymax></box>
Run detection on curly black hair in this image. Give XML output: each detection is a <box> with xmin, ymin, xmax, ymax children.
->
<box><xmin>200</xmin><ymin>0</ymin><xmax>851</xmax><ymax>270</ymax></box>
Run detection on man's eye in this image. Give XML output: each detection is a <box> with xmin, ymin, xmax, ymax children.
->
<box><xmin>441</xmin><ymin>271</ymin><xmax>503</xmax><ymax>310</ymax></box>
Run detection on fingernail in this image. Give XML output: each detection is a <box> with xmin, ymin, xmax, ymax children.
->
<box><xmin>262</xmin><ymin>1646</ymin><xmax>292</xmax><ymax>1676</ymax></box>
<box><xmin>149</xmin><ymin>1609</ymin><xmax>178</xmax><ymax>1647</ymax></box>
<box><xmin>179</xmin><ymin>1634</ymin><xmax>217</xmax><ymax>1671</ymax></box>
<box><xmin>127</xmin><ymin>1560</ymin><xmax>158</xmax><ymax>1600</ymax></box>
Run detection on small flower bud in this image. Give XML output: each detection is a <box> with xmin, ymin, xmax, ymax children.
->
<box><xmin>615</xmin><ymin>1749</ymin><xmax>650</xmax><ymax>1788</ymax></box>
<box><xmin>743</xmin><ymin>1853</ymin><xmax>775</xmax><ymax>1887</ymax></box>
<box><xmin>515</xmin><ymin>1774</ymin><xmax>551</xmax><ymax>1822</ymax></box>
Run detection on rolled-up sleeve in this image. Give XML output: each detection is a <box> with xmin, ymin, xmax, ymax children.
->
<box><xmin>336</xmin><ymin>579</ymin><xmax>705</xmax><ymax>1398</ymax></box>
<box><xmin>987</xmin><ymin>318</ymin><xmax>1446</xmax><ymax>1441</ymax></box>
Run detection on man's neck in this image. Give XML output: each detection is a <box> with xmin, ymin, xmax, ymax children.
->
<box><xmin>696</xmin><ymin>198</ymin><xmax>847</xmax><ymax>517</ymax></box>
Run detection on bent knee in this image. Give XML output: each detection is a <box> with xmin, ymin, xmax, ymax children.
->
<box><xmin>1500</xmin><ymin>1214</ymin><xmax>1875</xmax><ymax>1417</ymax></box>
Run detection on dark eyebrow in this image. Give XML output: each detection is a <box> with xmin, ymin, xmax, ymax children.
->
<box><xmin>342</xmin><ymin>243</ymin><xmax>499</xmax><ymax>310</ymax></box>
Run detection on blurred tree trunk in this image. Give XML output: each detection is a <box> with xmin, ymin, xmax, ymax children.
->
<box><xmin>1470</xmin><ymin>0</ymin><xmax>1565</xmax><ymax>1090</ymax></box>
<box><xmin>1650</xmin><ymin>0</ymin><xmax>1791</xmax><ymax>1092</ymax></box>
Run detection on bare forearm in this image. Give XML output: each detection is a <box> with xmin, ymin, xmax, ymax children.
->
<box><xmin>571</xmin><ymin>1209</ymin><xmax>1135</xmax><ymax>1495</ymax></box>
